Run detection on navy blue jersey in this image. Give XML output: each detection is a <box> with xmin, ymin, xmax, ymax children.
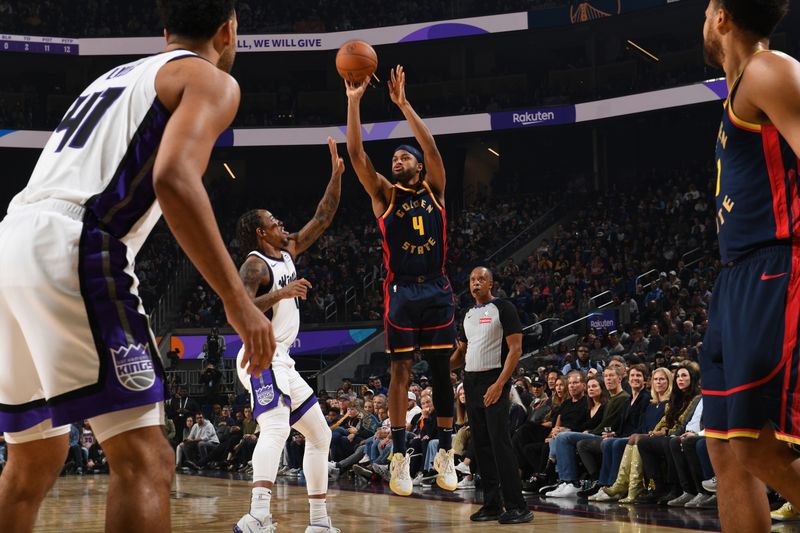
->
<box><xmin>378</xmin><ymin>181</ymin><xmax>447</xmax><ymax>279</ymax></box>
<box><xmin>716</xmin><ymin>66</ymin><xmax>800</xmax><ymax>264</ymax></box>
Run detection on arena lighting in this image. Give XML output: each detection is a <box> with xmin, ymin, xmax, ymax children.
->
<box><xmin>488</xmin><ymin>148</ymin><xmax>500</xmax><ymax>157</ymax></box>
<box><xmin>627</xmin><ymin>39</ymin><xmax>660</xmax><ymax>62</ymax></box>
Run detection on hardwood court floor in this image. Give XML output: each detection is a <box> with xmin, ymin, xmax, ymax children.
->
<box><xmin>30</xmin><ymin>473</ymin><xmax>800</xmax><ymax>532</ymax></box>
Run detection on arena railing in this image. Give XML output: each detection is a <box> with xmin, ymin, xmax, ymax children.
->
<box><xmin>485</xmin><ymin>203</ymin><xmax>564</xmax><ymax>263</ymax></box>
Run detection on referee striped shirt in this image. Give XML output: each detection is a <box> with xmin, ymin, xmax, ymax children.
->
<box><xmin>463</xmin><ymin>298</ymin><xmax>523</xmax><ymax>372</ymax></box>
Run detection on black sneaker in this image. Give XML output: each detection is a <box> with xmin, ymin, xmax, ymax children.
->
<box><xmin>470</xmin><ymin>507</ymin><xmax>502</xmax><ymax>522</ymax></box>
<box><xmin>498</xmin><ymin>509</ymin><xmax>534</xmax><ymax>524</ymax></box>
<box><xmin>577</xmin><ymin>481</ymin><xmax>601</xmax><ymax>500</ymax></box>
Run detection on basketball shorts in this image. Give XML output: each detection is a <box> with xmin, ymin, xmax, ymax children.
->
<box><xmin>700</xmin><ymin>244</ymin><xmax>800</xmax><ymax>444</ymax></box>
<box><xmin>236</xmin><ymin>345</ymin><xmax>318</xmax><ymax>425</ymax></box>
<box><xmin>0</xmin><ymin>200</ymin><xmax>165</xmax><ymax>438</ymax></box>
<box><xmin>384</xmin><ymin>275</ymin><xmax>457</xmax><ymax>357</ymax></box>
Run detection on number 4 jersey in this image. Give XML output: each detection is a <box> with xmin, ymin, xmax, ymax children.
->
<box><xmin>378</xmin><ymin>180</ymin><xmax>447</xmax><ymax>279</ymax></box>
<box><xmin>8</xmin><ymin>49</ymin><xmax>198</xmax><ymax>255</ymax></box>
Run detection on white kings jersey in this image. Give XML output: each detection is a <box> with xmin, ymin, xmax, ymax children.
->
<box><xmin>249</xmin><ymin>250</ymin><xmax>300</xmax><ymax>352</ymax></box>
<box><xmin>7</xmin><ymin>49</ymin><xmax>199</xmax><ymax>257</ymax></box>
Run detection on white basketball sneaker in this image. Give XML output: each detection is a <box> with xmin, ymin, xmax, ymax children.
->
<box><xmin>433</xmin><ymin>449</ymin><xmax>457</xmax><ymax>491</ymax></box>
<box><xmin>234</xmin><ymin>513</ymin><xmax>277</xmax><ymax>533</ymax></box>
<box><xmin>389</xmin><ymin>452</ymin><xmax>413</xmax><ymax>496</ymax></box>
<box><xmin>304</xmin><ymin>518</ymin><xmax>341</xmax><ymax>533</ymax></box>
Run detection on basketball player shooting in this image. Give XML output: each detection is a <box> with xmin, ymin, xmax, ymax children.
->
<box><xmin>700</xmin><ymin>1</ymin><xmax>800</xmax><ymax>531</ymax></box>
<box><xmin>0</xmin><ymin>2</ymin><xmax>275</xmax><ymax>532</ymax></box>
<box><xmin>232</xmin><ymin>137</ymin><xmax>344</xmax><ymax>533</ymax></box>
<box><xmin>345</xmin><ymin>66</ymin><xmax>458</xmax><ymax>496</ymax></box>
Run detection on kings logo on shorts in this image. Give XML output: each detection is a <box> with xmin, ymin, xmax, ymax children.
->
<box><xmin>256</xmin><ymin>383</ymin><xmax>275</xmax><ymax>406</ymax></box>
<box><xmin>110</xmin><ymin>343</ymin><xmax>156</xmax><ymax>392</ymax></box>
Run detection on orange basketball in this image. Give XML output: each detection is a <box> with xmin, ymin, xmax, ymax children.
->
<box><xmin>336</xmin><ymin>40</ymin><xmax>378</xmax><ymax>83</ymax></box>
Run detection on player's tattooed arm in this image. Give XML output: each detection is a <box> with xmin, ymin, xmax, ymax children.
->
<box><xmin>288</xmin><ymin>137</ymin><xmax>344</xmax><ymax>256</ymax></box>
<box><xmin>238</xmin><ymin>257</ymin><xmax>275</xmax><ymax>313</ymax></box>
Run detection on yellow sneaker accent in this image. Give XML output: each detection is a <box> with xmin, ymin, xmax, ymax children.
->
<box><xmin>772</xmin><ymin>502</ymin><xmax>800</xmax><ymax>522</ymax></box>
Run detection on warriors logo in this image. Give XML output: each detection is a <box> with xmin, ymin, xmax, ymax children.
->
<box><xmin>111</xmin><ymin>343</ymin><xmax>156</xmax><ymax>392</ymax></box>
<box><xmin>570</xmin><ymin>1</ymin><xmax>621</xmax><ymax>23</ymax></box>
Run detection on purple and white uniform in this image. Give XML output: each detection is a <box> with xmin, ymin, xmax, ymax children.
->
<box><xmin>236</xmin><ymin>250</ymin><xmax>317</xmax><ymax>424</ymax></box>
<box><xmin>0</xmin><ymin>50</ymin><xmax>197</xmax><ymax>436</ymax></box>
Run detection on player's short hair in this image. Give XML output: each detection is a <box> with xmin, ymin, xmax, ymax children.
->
<box><xmin>157</xmin><ymin>0</ymin><xmax>237</xmax><ymax>40</ymax></box>
<box><xmin>237</xmin><ymin>209</ymin><xmax>263</xmax><ymax>252</ymax></box>
<box><xmin>715</xmin><ymin>0</ymin><xmax>788</xmax><ymax>37</ymax></box>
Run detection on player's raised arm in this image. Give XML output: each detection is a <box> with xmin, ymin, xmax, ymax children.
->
<box><xmin>749</xmin><ymin>52</ymin><xmax>800</xmax><ymax>156</ymax></box>
<box><xmin>286</xmin><ymin>137</ymin><xmax>344</xmax><ymax>257</ymax></box>
<box><xmin>345</xmin><ymin>79</ymin><xmax>393</xmax><ymax>218</ymax></box>
<box><xmin>388</xmin><ymin>65</ymin><xmax>446</xmax><ymax>202</ymax></box>
<box><xmin>153</xmin><ymin>58</ymin><xmax>274</xmax><ymax>376</ymax></box>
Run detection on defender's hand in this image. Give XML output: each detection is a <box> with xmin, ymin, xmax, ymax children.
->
<box><xmin>345</xmin><ymin>78</ymin><xmax>369</xmax><ymax>101</ymax></box>
<box><xmin>388</xmin><ymin>65</ymin><xmax>408</xmax><ymax>107</ymax></box>
<box><xmin>281</xmin><ymin>278</ymin><xmax>312</xmax><ymax>300</ymax></box>
<box><xmin>227</xmin><ymin>299</ymin><xmax>275</xmax><ymax>377</ymax></box>
<box><xmin>328</xmin><ymin>137</ymin><xmax>345</xmax><ymax>178</ymax></box>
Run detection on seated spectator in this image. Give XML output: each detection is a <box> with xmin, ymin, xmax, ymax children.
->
<box><xmin>546</xmin><ymin>367</ymin><xmax>629</xmax><ymax>498</ymax></box>
<box><xmin>665</xmin><ymin>398</ymin><xmax>715</xmax><ymax>508</ymax></box>
<box><xmin>177</xmin><ymin>412</ymin><xmax>219</xmax><ymax>469</ymax></box>
<box><xmin>561</xmin><ymin>344</ymin><xmax>603</xmax><ymax>376</ymax></box>
<box><xmin>64</xmin><ymin>423</ymin><xmax>85</xmax><ymax>475</ymax></box>
<box><xmin>634</xmin><ymin>364</ymin><xmax>702</xmax><ymax>505</ymax></box>
<box><xmin>578</xmin><ymin>364</ymin><xmax>649</xmax><ymax>498</ymax></box>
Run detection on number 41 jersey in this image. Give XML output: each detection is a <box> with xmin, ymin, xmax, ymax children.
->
<box><xmin>8</xmin><ymin>49</ymin><xmax>198</xmax><ymax>256</ymax></box>
<box><xmin>378</xmin><ymin>180</ymin><xmax>447</xmax><ymax>279</ymax></box>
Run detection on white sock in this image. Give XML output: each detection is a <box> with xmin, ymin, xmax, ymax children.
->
<box><xmin>309</xmin><ymin>498</ymin><xmax>328</xmax><ymax>526</ymax></box>
<box><xmin>250</xmin><ymin>487</ymin><xmax>272</xmax><ymax>522</ymax></box>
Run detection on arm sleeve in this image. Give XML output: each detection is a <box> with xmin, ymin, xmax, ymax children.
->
<box><xmin>496</xmin><ymin>299</ymin><xmax>523</xmax><ymax>336</ymax></box>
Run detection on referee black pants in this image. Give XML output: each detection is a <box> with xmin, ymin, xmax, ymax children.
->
<box><xmin>464</xmin><ymin>370</ymin><xmax>527</xmax><ymax>512</ymax></box>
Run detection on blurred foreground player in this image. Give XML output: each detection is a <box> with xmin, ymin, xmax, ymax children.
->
<box><xmin>233</xmin><ymin>138</ymin><xmax>343</xmax><ymax>533</ymax></box>
<box><xmin>700</xmin><ymin>1</ymin><xmax>800</xmax><ymax>531</ymax></box>
<box><xmin>0</xmin><ymin>1</ymin><xmax>276</xmax><ymax>532</ymax></box>
<box><xmin>345</xmin><ymin>66</ymin><xmax>457</xmax><ymax>496</ymax></box>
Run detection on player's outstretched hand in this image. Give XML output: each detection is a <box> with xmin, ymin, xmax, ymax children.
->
<box><xmin>282</xmin><ymin>278</ymin><xmax>313</xmax><ymax>300</ymax></box>
<box><xmin>388</xmin><ymin>65</ymin><xmax>407</xmax><ymax>106</ymax></box>
<box><xmin>328</xmin><ymin>136</ymin><xmax>345</xmax><ymax>178</ymax></box>
<box><xmin>226</xmin><ymin>299</ymin><xmax>276</xmax><ymax>377</ymax></box>
<box><xmin>344</xmin><ymin>78</ymin><xmax>369</xmax><ymax>101</ymax></box>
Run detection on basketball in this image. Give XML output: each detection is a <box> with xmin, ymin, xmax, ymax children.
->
<box><xmin>336</xmin><ymin>40</ymin><xmax>378</xmax><ymax>83</ymax></box>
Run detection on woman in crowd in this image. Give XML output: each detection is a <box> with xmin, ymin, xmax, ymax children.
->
<box><xmin>591</xmin><ymin>366</ymin><xmax>671</xmax><ymax>502</ymax></box>
<box><xmin>633</xmin><ymin>364</ymin><xmax>702</xmax><ymax>504</ymax></box>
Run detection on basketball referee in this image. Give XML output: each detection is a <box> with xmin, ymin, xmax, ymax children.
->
<box><xmin>451</xmin><ymin>267</ymin><xmax>534</xmax><ymax>524</ymax></box>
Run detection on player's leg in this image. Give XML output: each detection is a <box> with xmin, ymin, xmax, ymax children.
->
<box><xmin>292</xmin><ymin>403</ymin><xmax>335</xmax><ymax>532</ymax></box>
<box><xmin>707</xmin><ymin>437</ymin><xmax>770</xmax><ymax>533</ymax></box>
<box><xmin>730</xmin><ymin>427</ymin><xmax>800</xmax><ymax>507</ymax></box>
<box><xmin>423</xmin><ymin>349</ymin><xmax>457</xmax><ymax>490</ymax></box>
<box><xmin>0</xmin><ymin>282</ymin><xmax>70</xmax><ymax>531</ymax></box>
<box><xmin>90</xmin><ymin>405</ymin><xmax>174</xmax><ymax>533</ymax></box>
<box><xmin>0</xmin><ymin>426</ymin><xmax>70</xmax><ymax>533</ymax></box>
<box><xmin>235</xmin><ymin>352</ymin><xmax>289</xmax><ymax>531</ymax></box>
<box><xmin>286</xmin><ymin>364</ymin><xmax>336</xmax><ymax>532</ymax></box>
<box><xmin>387</xmin><ymin>356</ymin><xmax>414</xmax><ymax>496</ymax></box>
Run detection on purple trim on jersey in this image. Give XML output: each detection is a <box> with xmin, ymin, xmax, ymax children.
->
<box><xmin>289</xmin><ymin>394</ymin><xmax>319</xmax><ymax>426</ymax></box>
<box><xmin>83</xmin><ymin>98</ymin><xmax>170</xmax><ymax>238</ymax></box>
<box><xmin>251</xmin><ymin>368</ymin><xmax>291</xmax><ymax>420</ymax></box>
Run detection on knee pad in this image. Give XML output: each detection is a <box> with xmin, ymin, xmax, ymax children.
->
<box><xmin>423</xmin><ymin>349</ymin><xmax>454</xmax><ymax>418</ymax></box>
<box><xmin>293</xmin><ymin>406</ymin><xmax>330</xmax><ymax>450</ymax></box>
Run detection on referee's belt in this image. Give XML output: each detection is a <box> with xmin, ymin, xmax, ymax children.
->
<box><xmin>392</xmin><ymin>273</ymin><xmax>444</xmax><ymax>284</ymax></box>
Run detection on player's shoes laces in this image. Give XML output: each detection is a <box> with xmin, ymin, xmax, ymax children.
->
<box><xmin>433</xmin><ymin>449</ymin><xmax>457</xmax><ymax>491</ymax></box>
<box><xmin>304</xmin><ymin>518</ymin><xmax>341</xmax><ymax>532</ymax></box>
<box><xmin>772</xmin><ymin>502</ymin><xmax>800</xmax><ymax>521</ymax></box>
<box><xmin>234</xmin><ymin>513</ymin><xmax>277</xmax><ymax>532</ymax></box>
<box><xmin>389</xmin><ymin>452</ymin><xmax>413</xmax><ymax>496</ymax></box>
